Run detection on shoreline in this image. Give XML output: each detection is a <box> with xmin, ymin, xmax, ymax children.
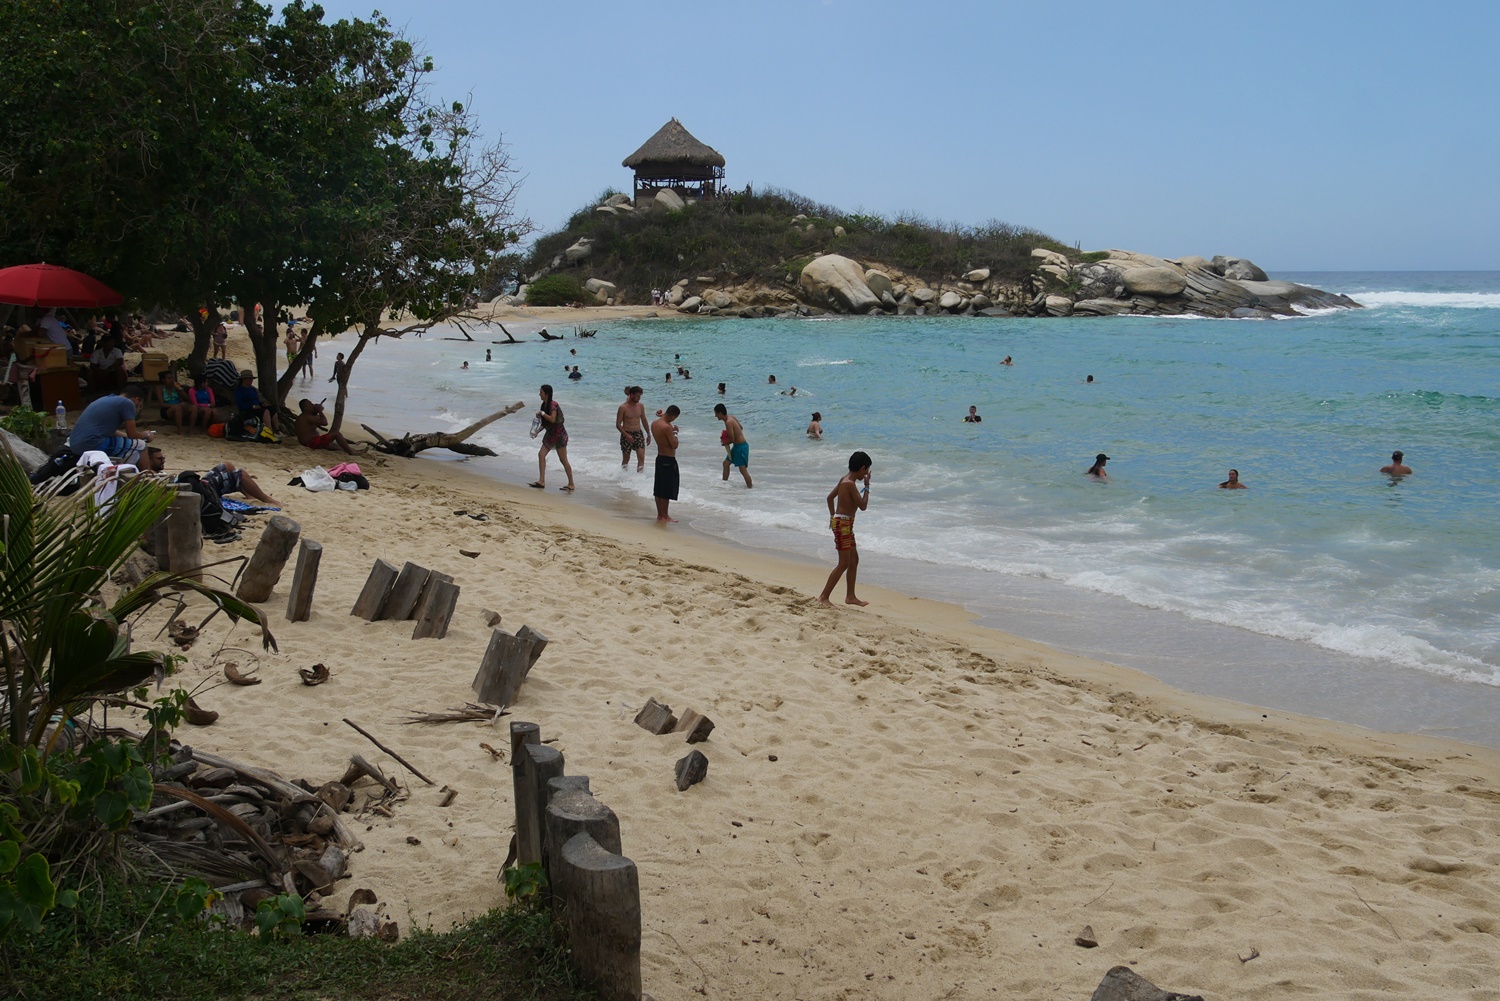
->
<box><xmin>132</xmin><ymin>427</ymin><xmax>1500</xmax><ymax>1000</ymax></box>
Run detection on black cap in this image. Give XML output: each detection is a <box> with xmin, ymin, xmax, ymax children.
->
<box><xmin>1096</xmin><ymin>453</ymin><xmax>1110</xmax><ymax>462</ymax></box>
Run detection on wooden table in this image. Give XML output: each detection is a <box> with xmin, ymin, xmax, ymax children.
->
<box><xmin>36</xmin><ymin>366</ymin><xmax>84</xmax><ymax>413</ymax></box>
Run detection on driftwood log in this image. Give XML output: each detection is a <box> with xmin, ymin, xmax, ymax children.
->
<box><xmin>285</xmin><ymin>539</ymin><xmax>322</xmax><ymax>622</ymax></box>
<box><xmin>361</xmin><ymin>401</ymin><xmax>524</xmax><ymax>458</ymax></box>
<box><xmin>237</xmin><ymin>515</ymin><xmax>301</xmax><ymax>602</ymax></box>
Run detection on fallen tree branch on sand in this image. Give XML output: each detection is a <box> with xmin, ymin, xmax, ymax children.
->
<box><xmin>361</xmin><ymin>401</ymin><xmax>525</xmax><ymax>458</ymax></box>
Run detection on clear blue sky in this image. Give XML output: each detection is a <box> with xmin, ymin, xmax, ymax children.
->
<box><xmin>321</xmin><ymin>0</ymin><xmax>1499</xmax><ymax>270</ymax></box>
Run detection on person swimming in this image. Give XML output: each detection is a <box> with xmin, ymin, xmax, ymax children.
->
<box><xmin>1086</xmin><ymin>453</ymin><xmax>1109</xmax><ymax>478</ymax></box>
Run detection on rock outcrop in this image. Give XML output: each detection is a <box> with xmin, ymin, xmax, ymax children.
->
<box><xmin>798</xmin><ymin>255</ymin><xmax>880</xmax><ymax>313</ymax></box>
<box><xmin>654</xmin><ymin>188</ymin><xmax>686</xmax><ymax>212</ymax></box>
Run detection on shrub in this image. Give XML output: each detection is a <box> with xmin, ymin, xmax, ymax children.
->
<box><xmin>0</xmin><ymin>405</ymin><xmax>47</xmax><ymax>447</ymax></box>
<box><xmin>526</xmin><ymin>274</ymin><xmax>587</xmax><ymax>306</ymax></box>
<box><xmin>1077</xmin><ymin>251</ymin><xmax>1110</xmax><ymax>263</ymax></box>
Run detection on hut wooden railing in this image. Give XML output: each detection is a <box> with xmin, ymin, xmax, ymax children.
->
<box><xmin>511</xmin><ymin>720</ymin><xmax>642</xmax><ymax>1001</ymax></box>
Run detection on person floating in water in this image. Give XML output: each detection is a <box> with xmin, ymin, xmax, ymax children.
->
<box><xmin>1219</xmin><ymin>468</ymin><xmax>1247</xmax><ymax>489</ymax></box>
<box><xmin>1380</xmin><ymin>450</ymin><xmax>1412</xmax><ymax>476</ymax></box>
<box><xmin>1086</xmin><ymin>453</ymin><xmax>1109</xmax><ymax>479</ymax></box>
<box><xmin>1001</xmin><ymin>356</ymin><xmax>1014</xmax><ymax>366</ymax></box>
<box><xmin>963</xmin><ymin>406</ymin><xmax>982</xmax><ymax>423</ymax></box>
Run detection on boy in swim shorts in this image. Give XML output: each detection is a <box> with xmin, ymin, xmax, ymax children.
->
<box><xmin>714</xmin><ymin>403</ymin><xmax>752</xmax><ymax>488</ymax></box>
<box><xmin>817</xmin><ymin>451</ymin><xmax>872</xmax><ymax>607</ymax></box>
<box><xmin>616</xmin><ymin>385</ymin><xmax>647</xmax><ymax>471</ymax></box>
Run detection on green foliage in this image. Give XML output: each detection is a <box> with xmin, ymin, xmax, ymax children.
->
<box><xmin>526</xmin><ymin>275</ymin><xmax>587</xmax><ymax>307</ymax></box>
<box><xmin>502</xmin><ymin>861</ymin><xmax>548</xmax><ymax>901</ymax></box>
<box><xmin>1077</xmin><ymin>251</ymin><xmax>1110</xmax><ymax>263</ymax></box>
<box><xmin>172</xmin><ymin>877</ymin><xmax>217</xmax><ymax>924</ymax></box>
<box><xmin>254</xmin><ymin>892</ymin><xmax>306</xmax><ymax>939</ymax></box>
<box><xmin>0</xmin><ymin>406</ymin><xmax>47</xmax><ymax>447</ymax></box>
<box><xmin>524</xmin><ymin>187</ymin><xmax>1071</xmax><ymax>303</ymax></box>
<box><xmin>1</xmin><ymin>873</ymin><xmax>590</xmax><ymax>1001</ymax></box>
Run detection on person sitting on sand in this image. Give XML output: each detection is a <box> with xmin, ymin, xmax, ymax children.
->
<box><xmin>1219</xmin><ymin>468</ymin><xmax>1247</xmax><ymax>489</ymax></box>
<box><xmin>1380</xmin><ymin>450</ymin><xmax>1412</xmax><ymax>476</ymax></box>
<box><xmin>197</xmin><ymin>460</ymin><xmax>279</xmax><ymax>506</ymax></box>
<box><xmin>1086</xmin><ymin>453</ymin><xmax>1109</xmax><ymax>479</ymax></box>
<box><xmin>294</xmin><ymin>398</ymin><xmax>356</xmax><ymax>454</ymax></box>
<box><xmin>963</xmin><ymin>405</ymin><xmax>982</xmax><ymax>423</ymax></box>
<box><xmin>817</xmin><ymin>451</ymin><xmax>873</xmax><ymax>607</ymax></box>
<box><xmin>807</xmin><ymin>412</ymin><xmax>823</xmax><ymax>439</ymax></box>
<box><xmin>233</xmin><ymin>369</ymin><xmax>280</xmax><ymax>434</ymax></box>
<box><xmin>159</xmin><ymin>371</ymin><xmax>194</xmax><ymax>435</ymax></box>
<box><xmin>187</xmin><ymin>375</ymin><xmax>220</xmax><ymax>433</ymax></box>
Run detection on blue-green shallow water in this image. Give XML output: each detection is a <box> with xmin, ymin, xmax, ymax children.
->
<box><xmin>343</xmin><ymin>272</ymin><xmax>1500</xmax><ymax>747</ymax></box>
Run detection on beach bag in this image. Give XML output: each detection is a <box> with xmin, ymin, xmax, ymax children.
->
<box><xmin>226</xmin><ymin>413</ymin><xmax>261</xmax><ymax>442</ymax></box>
<box><xmin>29</xmin><ymin>446</ymin><xmax>80</xmax><ymax>488</ymax></box>
<box><xmin>529</xmin><ymin>415</ymin><xmax>543</xmax><ymax>438</ymax></box>
<box><xmin>297</xmin><ymin>466</ymin><xmax>337</xmax><ymax>492</ymax></box>
<box><xmin>208</xmin><ymin>422</ymin><xmax>226</xmax><ymax>438</ymax></box>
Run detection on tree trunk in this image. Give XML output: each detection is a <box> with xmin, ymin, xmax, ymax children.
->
<box><xmin>185</xmin><ymin>301</ymin><xmax>219</xmax><ymax>372</ymax></box>
<box><xmin>329</xmin><ymin>312</ymin><xmax>382</xmax><ymax>435</ymax></box>
<box><xmin>241</xmin><ymin>295</ymin><xmax>281</xmax><ymax>410</ymax></box>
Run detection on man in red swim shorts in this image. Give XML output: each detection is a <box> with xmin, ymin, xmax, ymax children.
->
<box><xmin>817</xmin><ymin>450</ymin><xmax>872</xmax><ymax>607</ymax></box>
<box><xmin>294</xmin><ymin>398</ymin><xmax>357</xmax><ymax>454</ymax></box>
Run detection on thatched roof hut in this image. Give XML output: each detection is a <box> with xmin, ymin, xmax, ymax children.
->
<box><xmin>622</xmin><ymin>118</ymin><xmax>725</xmax><ymax>206</ymax></box>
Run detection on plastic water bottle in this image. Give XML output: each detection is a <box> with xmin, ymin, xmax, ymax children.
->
<box><xmin>54</xmin><ymin>401</ymin><xmax>67</xmax><ymax>430</ymax></box>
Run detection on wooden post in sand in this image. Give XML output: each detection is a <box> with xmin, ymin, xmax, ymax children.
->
<box><xmin>351</xmin><ymin>559</ymin><xmax>399</xmax><ymax>620</ymax></box>
<box><xmin>552</xmin><ymin>832</ymin><xmax>642</xmax><ymax>1001</ymax></box>
<box><xmin>380</xmin><ymin>562</ymin><xmax>431</xmax><ymax>620</ymax></box>
<box><xmin>411</xmin><ymin>576</ymin><xmax>459</xmax><ymax>639</ymax></box>
<box><xmin>165</xmin><ymin>490</ymin><xmax>203</xmax><ymax>582</ymax></box>
<box><xmin>511</xmin><ymin>723</ymin><xmax>564</xmax><ymax>867</ymax></box>
<box><xmin>473</xmin><ymin>625</ymin><xmax>550</xmax><ymax>708</ymax></box>
<box><xmin>542</xmin><ymin>782</ymin><xmax>622</xmax><ymax>886</ymax></box>
<box><xmin>285</xmin><ymin>540</ymin><xmax>322</xmax><ymax>622</ymax></box>
<box><xmin>237</xmin><ymin>515</ymin><xmax>301</xmax><ymax>601</ymax></box>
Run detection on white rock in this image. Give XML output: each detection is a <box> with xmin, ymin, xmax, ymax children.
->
<box><xmin>1031</xmin><ymin>248</ymin><xmax>1069</xmax><ymax>268</ymax></box>
<box><xmin>1073</xmin><ymin>298</ymin><xmax>1135</xmax><ymax>316</ymax></box>
<box><xmin>864</xmin><ymin>270</ymin><xmax>894</xmax><ymax>299</ymax></box>
<box><xmin>654</xmin><ymin>188</ymin><xmax>686</xmax><ymax>212</ymax></box>
<box><xmin>1172</xmin><ymin>255</ymin><xmax>1214</xmax><ymax>272</ymax></box>
<box><xmin>970</xmin><ymin>293</ymin><xmax>993</xmax><ymax>310</ymax></box>
<box><xmin>674</xmin><ymin>279</ymin><xmax>689</xmax><ymax>288</ymax></box>
<box><xmin>563</xmin><ymin>239</ymin><xmax>593</xmax><ymax>264</ymax></box>
<box><xmin>911</xmin><ymin>287</ymin><xmax>937</xmax><ymax>304</ymax></box>
<box><xmin>584</xmin><ymin>278</ymin><xmax>616</xmax><ymax>295</ymax></box>
<box><xmin>833</xmin><ymin>226</ymin><xmax>846</xmax><ymax>238</ymax></box>
<box><xmin>963</xmin><ymin>268</ymin><xmax>991</xmax><ymax>282</ymax></box>
<box><xmin>594</xmin><ymin>205</ymin><xmax>618</xmax><ymax>216</ymax></box>
<box><xmin>517</xmin><ymin>284</ymin><xmax>530</xmax><ymax>301</ymax></box>
<box><xmin>1214</xmin><ymin>256</ymin><xmax>1269</xmax><ymax>282</ymax></box>
<box><xmin>1121</xmin><ymin>267</ymin><xmax>1187</xmax><ymax>296</ymax></box>
<box><xmin>679</xmin><ymin>296</ymin><xmax>703</xmax><ymax>313</ymax></box>
<box><xmin>797</xmin><ymin>255</ymin><xmax>880</xmax><ymax>313</ymax></box>
<box><xmin>1045</xmin><ymin>295</ymin><xmax>1075</xmax><ymax>316</ymax></box>
<box><xmin>666</xmin><ymin>286</ymin><xmax>686</xmax><ymax>306</ymax></box>
<box><xmin>1040</xmin><ymin>264</ymin><xmax>1070</xmax><ymax>281</ymax></box>
<box><xmin>705</xmin><ymin>291</ymin><xmax>735</xmax><ymax>309</ymax></box>
<box><xmin>1</xmin><ymin>429</ymin><xmax>47</xmax><ymax>474</ymax></box>
<box><xmin>791</xmin><ymin>213</ymin><xmax>808</xmax><ymax>223</ymax></box>
<box><xmin>1105</xmin><ymin>249</ymin><xmax>1177</xmax><ymax>271</ymax></box>
<box><xmin>892</xmin><ymin>284</ymin><xmax>907</xmax><ymax>298</ymax></box>
<box><xmin>938</xmin><ymin>291</ymin><xmax>964</xmax><ymax>311</ymax></box>
<box><xmin>604</xmin><ymin>193</ymin><xmax>631</xmax><ymax>208</ymax></box>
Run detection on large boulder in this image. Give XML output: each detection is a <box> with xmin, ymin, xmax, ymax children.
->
<box><xmin>1</xmin><ymin>429</ymin><xmax>48</xmax><ymax>474</ymax></box>
<box><xmin>970</xmin><ymin>293</ymin><xmax>993</xmax><ymax>310</ymax></box>
<box><xmin>1172</xmin><ymin>255</ymin><xmax>1215</xmax><ymax>272</ymax></box>
<box><xmin>654</xmin><ymin>188</ymin><xmax>686</xmax><ymax>212</ymax></box>
<box><xmin>911</xmin><ymin>287</ymin><xmax>937</xmax><ymax>304</ymax></box>
<box><xmin>1040</xmin><ymin>263</ymin><xmax>1070</xmax><ymax>282</ymax></box>
<box><xmin>964</xmin><ymin>268</ymin><xmax>991</xmax><ymax>282</ymax></box>
<box><xmin>678</xmin><ymin>296</ymin><xmax>703</xmax><ymax>313</ymax></box>
<box><xmin>938</xmin><ymin>291</ymin><xmax>964</xmax><ymax>311</ymax></box>
<box><xmin>603</xmin><ymin>192</ymin><xmax>631</xmax><ymax>208</ymax></box>
<box><xmin>1031</xmin><ymin>248</ymin><xmax>1069</xmax><ymax>268</ymax></box>
<box><xmin>563</xmin><ymin>239</ymin><xmax>594</xmax><ymax>264</ymax></box>
<box><xmin>1104</xmin><ymin>249</ymin><xmax>1178</xmax><ymax>271</ymax></box>
<box><xmin>864</xmin><ymin>269</ymin><xmax>894</xmax><ymax>299</ymax></box>
<box><xmin>584</xmin><ymin>278</ymin><xmax>616</xmax><ymax>296</ymax></box>
<box><xmin>1073</xmin><ymin>298</ymin><xmax>1135</xmax><ymax>316</ymax></box>
<box><xmin>666</xmin><ymin>286</ymin><xmax>686</xmax><ymax>306</ymax></box>
<box><xmin>705</xmin><ymin>291</ymin><xmax>736</xmax><ymax>310</ymax></box>
<box><xmin>1122</xmin><ymin>267</ymin><xmax>1187</xmax><ymax>296</ymax></box>
<box><xmin>798</xmin><ymin>255</ymin><xmax>880</xmax><ymax>313</ymax></box>
<box><xmin>1045</xmin><ymin>295</ymin><xmax>1075</xmax><ymax>316</ymax></box>
<box><xmin>1214</xmin><ymin>255</ymin><xmax>1269</xmax><ymax>282</ymax></box>
<box><xmin>593</xmin><ymin>205</ymin><xmax>618</xmax><ymax>216</ymax></box>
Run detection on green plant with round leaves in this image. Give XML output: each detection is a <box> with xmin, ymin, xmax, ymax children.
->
<box><xmin>255</xmin><ymin>892</ymin><xmax>306</xmax><ymax>938</ymax></box>
<box><xmin>501</xmin><ymin>861</ymin><xmax>548</xmax><ymax>902</ymax></box>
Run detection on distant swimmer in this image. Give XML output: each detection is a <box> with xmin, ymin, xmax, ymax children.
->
<box><xmin>1086</xmin><ymin>453</ymin><xmax>1109</xmax><ymax>479</ymax></box>
<box><xmin>665</xmin><ymin>372</ymin><xmax>672</xmax><ymax>382</ymax></box>
<box><xmin>1085</xmin><ymin>374</ymin><xmax>1095</xmax><ymax>384</ymax></box>
<box><xmin>806</xmin><ymin>412</ymin><xmax>823</xmax><ymax>439</ymax></box>
<box><xmin>768</xmin><ymin>374</ymin><xmax>777</xmax><ymax>384</ymax></box>
<box><xmin>717</xmin><ymin>382</ymin><xmax>726</xmax><ymax>395</ymax></box>
<box><xmin>1001</xmin><ymin>356</ymin><xmax>1013</xmax><ymax>366</ymax></box>
<box><xmin>1381</xmin><ymin>450</ymin><xmax>1412</xmax><ymax>476</ymax></box>
<box><xmin>779</xmin><ymin>387</ymin><xmax>798</xmax><ymax>396</ymax></box>
<box><xmin>461</xmin><ymin>361</ymin><xmax>469</xmax><ymax>370</ymax></box>
<box><xmin>963</xmin><ymin>405</ymin><xmax>982</xmax><ymax>423</ymax></box>
<box><xmin>485</xmin><ymin>349</ymin><xmax>491</xmax><ymax>362</ymax></box>
<box><xmin>1219</xmin><ymin>468</ymin><xmax>1247</xmax><ymax>489</ymax></box>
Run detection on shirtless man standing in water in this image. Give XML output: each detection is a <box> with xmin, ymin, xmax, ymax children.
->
<box><xmin>616</xmin><ymin>385</ymin><xmax>647</xmax><ymax>471</ymax></box>
<box><xmin>651</xmin><ymin>405</ymin><xmax>681</xmax><ymax>522</ymax></box>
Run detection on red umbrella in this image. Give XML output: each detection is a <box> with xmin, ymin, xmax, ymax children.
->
<box><xmin>0</xmin><ymin>263</ymin><xmax>124</xmax><ymax>308</ymax></box>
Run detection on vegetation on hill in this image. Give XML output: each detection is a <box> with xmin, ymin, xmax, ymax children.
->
<box><xmin>519</xmin><ymin>187</ymin><xmax>1073</xmax><ymax>304</ymax></box>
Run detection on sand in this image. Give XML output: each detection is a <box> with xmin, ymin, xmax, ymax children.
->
<box><xmin>123</xmin><ymin>415</ymin><xmax>1500</xmax><ymax>1001</ymax></box>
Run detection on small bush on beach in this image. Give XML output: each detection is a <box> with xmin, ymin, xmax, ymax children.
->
<box><xmin>526</xmin><ymin>274</ymin><xmax>588</xmax><ymax>306</ymax></box>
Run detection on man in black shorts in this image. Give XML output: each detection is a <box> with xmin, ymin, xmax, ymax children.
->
<box><xmin>651</xmin><ymin>405</ymin><xmax>680</xmax><ymax>523</ymax></box>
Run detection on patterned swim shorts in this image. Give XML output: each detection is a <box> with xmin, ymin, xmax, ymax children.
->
<box><xmin>620</xmin><ymin>429</ymin><xmax>646</xmax><ymax>454</ymax></box>
<box><xmin>831</xmin><ymin>515</ymin><xmax>855</xmax><ymax>552</ymax></box>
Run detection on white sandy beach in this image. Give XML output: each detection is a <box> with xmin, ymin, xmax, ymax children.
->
<box><xmin>132</xmin><ymin>412</ymin><xmax>1500</xmax><ymax>1001</ymax></box>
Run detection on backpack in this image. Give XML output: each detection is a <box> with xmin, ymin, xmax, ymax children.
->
<box><xmin>175</xmin><ymin>471</ymin><xmax>243</xmax><ymax>531</ymax></box>
<box><xmin>29</xmin><ymin>446</ymin><xmax>82</xmax><ymax>492</ymax></box>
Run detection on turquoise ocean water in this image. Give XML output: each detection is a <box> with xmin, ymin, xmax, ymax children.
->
<box><xmin>344</xmin><ymin>272</ymin><xmax>1500</xmax><ymax>747</ymax></box>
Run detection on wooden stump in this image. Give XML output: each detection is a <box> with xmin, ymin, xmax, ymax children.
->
<box><xmin>236</xmin><ymin>515</ymin><xmax>302</xmax><ymax>602</ymax></box>
<box><xmin>411</xmin><ymin>577</ymin><xmax>460</xmax><ymax>639</ymax></box>
<box><xmin>509</xmin><ymin>720</ymin><xmax>539</xmax><ymax>762</ymax></box>
<box><xmin>285</xmin><ymin>539</ymin><xmax>322</xmax><ymax>622</ymax></box>
<box><xmin>513</xmin><ymin>741</ymin><xmax>564</xmax><ymax>867</ymax></box>
<box><xmin>411</xmin><ymin>571</ymin><xmax>454</xmax><ymax>624</ymax></box>
<box><xmin>673</xmin><ymin>709</ymin><xmax>715</xmax><ymax>744</ymax></box>
<box><xmin>165</xmin><ymin>491</ymin><xmax>203</xmax><ymax>583</ymax></box>
<box><xmin>633</xmin><ymin>698</ymin><xmax>676</xmax><ymax>735</ymax></box>
<box><xmin>543</xmin><ymin>783</ymin><xmax>622</xmax><ymax>901</ymax></box>
<box><xmin>553</xmin><ymin>832</ymin><xmax>642</xmax><ymax>1001</ymax></box>
<box><xmin>380</xmin><ymin>562</ymin><xmax>431</xmax><ymax>620</ymax></box>
<box><xmin>351</xmin><ymin>559</ymin><xmax>399</xmax><ymax>620</ymax></box>
<box><xmin>473</xmin><ymin>625</ymin><xmax>548</xmax><ymax>708</ymax></box>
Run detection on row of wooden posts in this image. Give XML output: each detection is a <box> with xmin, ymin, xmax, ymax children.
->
<box><xmin>511</xmin><ymin>720</ymin><xmax>642</xmax><ymax>1001</ymax></box>
<box><xmin>154</xmin><ymin>500</ymin><xmax>461</xmax><ymax>637</ymax></box>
